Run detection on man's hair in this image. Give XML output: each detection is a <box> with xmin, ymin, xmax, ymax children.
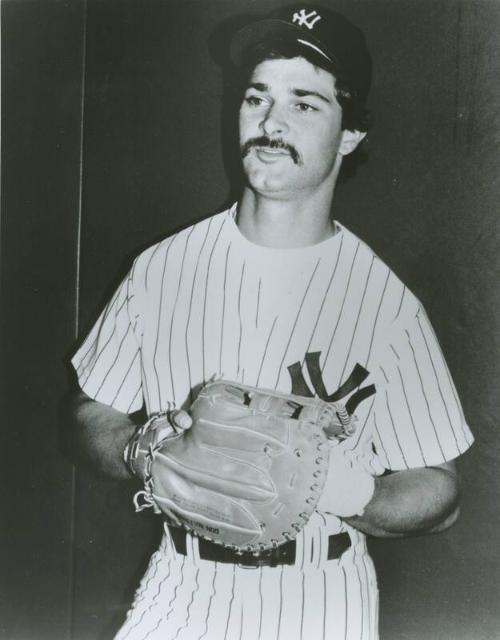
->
<box><xmin>233</xmin><ymin>38</ymin><xmax>371</xmax><ymax>133</ymax></box>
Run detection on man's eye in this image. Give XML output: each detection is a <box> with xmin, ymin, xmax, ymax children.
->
<box><xmin>296</xmin><ymin>102</ymin><xmax>317</xmax><ymax>112</ymax></box>
<box><xmin>245</xmin><ymin>95</ymin><xmax>265</xmax><ymax>107</ymax></box>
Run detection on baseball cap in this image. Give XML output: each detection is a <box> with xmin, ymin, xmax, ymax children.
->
<box><xmin>229</xmin><ymin>4</ymin><xmax>372</xmax><ymax>102</ymax></box>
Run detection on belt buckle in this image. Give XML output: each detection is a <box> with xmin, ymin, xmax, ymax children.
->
<box><xmin>236</xmin><ymin>546</ymin><xmax>275</xmax><ymax>569</ymax></box>
<box><xmin>236</xmin><ymin>553</ymin><xmax>260</xmax><ymax>569</ymax></box>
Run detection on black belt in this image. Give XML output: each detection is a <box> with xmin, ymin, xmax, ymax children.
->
<box><xmin>168</xmin><ymin>525</ymin><xmax>351</xmax><ymax>568</ymax></box>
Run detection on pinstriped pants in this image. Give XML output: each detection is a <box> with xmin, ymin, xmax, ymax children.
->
<box><xmin>115</xmin><ymin>515</ymin><xmax>379</xmax><ymax>640</ymax></box>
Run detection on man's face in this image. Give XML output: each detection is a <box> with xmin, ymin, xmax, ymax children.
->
<box><xmin>239</xmin><ymin>56</ymin><xmax>345</xmax><ymax>198</ymax></box>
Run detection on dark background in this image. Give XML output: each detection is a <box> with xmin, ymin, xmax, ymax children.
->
<box><xmin>1</xmin><ymin>0</ymin><xmax>499</xmax><ymax>638</ymax></box>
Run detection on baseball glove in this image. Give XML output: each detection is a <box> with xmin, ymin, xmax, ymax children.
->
<box><xmin>130</xmin><ymin>380</ymin><xmax>356</xmax><ymax>554</ymax></box>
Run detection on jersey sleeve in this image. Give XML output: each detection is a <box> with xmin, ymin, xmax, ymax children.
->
<box><xmin>369</xmin><ymin>305</ymin><xmax>474</xmax><ymax>470</ymax></box>
<box><xmin>71</xmin><ymin>267</ymin><xmax>143</xmax><ymax>414</ymax></box>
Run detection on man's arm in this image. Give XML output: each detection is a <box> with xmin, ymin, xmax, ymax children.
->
<box><xmin>344</xmin><ymin>460</ymin><xmax>460</xmax><ymax>538</ymax></box>
<box><xmin>64</xmin><ymin>389</ymin><xmax>136</xmax><ymax>480</ymax></box>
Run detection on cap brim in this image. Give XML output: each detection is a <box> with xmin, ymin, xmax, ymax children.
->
<box><xmin>230</xmin><ymin>18</ymin><xmax>334</xmax><ymax>67</ymax></box>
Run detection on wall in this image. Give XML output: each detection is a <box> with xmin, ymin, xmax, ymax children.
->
<box><xmin>1</xmin><ymin>1</ymin><xmax>499</xmax><ymax>638</ymax></box>
<box><xmin>1</xmin><ymin>1</ymin><xmax>86</xmax><ymax>638</ymax></box>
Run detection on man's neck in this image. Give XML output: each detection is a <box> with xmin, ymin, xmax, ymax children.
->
<box><xmin>237</xmin><ymin>188</ymin><xmax>336</xmax><ymax>249</ymax></box>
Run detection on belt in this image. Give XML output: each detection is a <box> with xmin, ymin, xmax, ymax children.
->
<box><xmin>168</xmin><ymin>525</ymin><xmax>351</xmax><ymax>568</ymax></box>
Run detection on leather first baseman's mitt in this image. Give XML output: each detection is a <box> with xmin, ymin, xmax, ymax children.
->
<box><xmin>129</xmin><ymin>380</ymin><xmax>356</xmax><ymax>554</ymax></box>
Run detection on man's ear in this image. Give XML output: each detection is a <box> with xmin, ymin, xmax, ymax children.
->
<box><xmin>338</xmin><ymin>129</ymin><xmax>367</xmax><ymax>156</ymax></box>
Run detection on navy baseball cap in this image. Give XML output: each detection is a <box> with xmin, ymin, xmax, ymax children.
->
<box><xmin>230</xmin><ymin>4</ymin><xmax>372</xmax><ymax>102</ymax></box>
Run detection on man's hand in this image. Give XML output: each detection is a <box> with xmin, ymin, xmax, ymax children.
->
<box><xmin>124</xmin><ymin>409</ymin><xmax>193</xmax><ymax>482</ymax></box>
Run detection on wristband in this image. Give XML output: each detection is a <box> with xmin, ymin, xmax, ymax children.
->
<box><xmin>352</xmin><ymin>473</ymin><xmax>375</xmax><ymax>516</ymax></box>
<box><xmin>317</xmin><ymin>447</ymin><xmax>376</xmax><ymax>518</ymax></box>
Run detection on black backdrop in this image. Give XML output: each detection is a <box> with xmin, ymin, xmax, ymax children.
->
<box><xmin>2</xmin><ymin>1</ymin><xmax>500</xmax><ymax>638</ymax></box>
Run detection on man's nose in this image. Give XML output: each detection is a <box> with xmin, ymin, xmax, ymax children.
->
<box><xmin>260</xmin><ymin>103</ymin><xmax>289</xmax><ymax>137</ymax></box>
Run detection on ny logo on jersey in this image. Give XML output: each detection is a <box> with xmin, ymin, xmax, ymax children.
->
<box><xmin>292</xmin><ymin>9</ymin><xmax>322</xmax><ymax>30</ymax></box>
<box><xmin>287</xmin><ymin>351</ymin><xmax>375</xmax><ymax>414</ymax></box>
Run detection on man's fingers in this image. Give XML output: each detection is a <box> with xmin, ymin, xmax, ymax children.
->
<box><xmin>170</xmin><ymin>409</ymin><xmax>193</xmax><ymax>431</ymax></box>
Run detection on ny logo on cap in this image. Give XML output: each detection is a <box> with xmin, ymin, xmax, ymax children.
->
<box><xmin>292</xmin><ymin>9</ymin><xmax>322</xmax><ymax>30</ymax></box>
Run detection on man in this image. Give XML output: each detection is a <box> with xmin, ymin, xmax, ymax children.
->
<box><xmin>69</xmin><ymin>5</ymin><xmax>473</xmax><ymax>639</ymax></box>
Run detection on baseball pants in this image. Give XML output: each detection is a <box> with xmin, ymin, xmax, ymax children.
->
<box><xmin>115</xmin><ymin>515</ymin><xmax>379</xmax><ymax>640</ymax></box>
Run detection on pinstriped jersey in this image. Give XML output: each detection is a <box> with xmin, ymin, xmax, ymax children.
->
<box><xmin>72</xmin><ymin>204</ymin><xmax>473</xmax><ymax>473</ymax></box>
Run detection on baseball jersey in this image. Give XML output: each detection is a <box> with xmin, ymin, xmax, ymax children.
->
<box><xmin>72</xmin><ymin>204</ymin><xmax>473</xmax><ymax>639</ymax></box>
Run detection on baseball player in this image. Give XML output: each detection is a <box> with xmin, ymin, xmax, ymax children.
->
<box><xmin>68</xmin><ymin>5</ymin><xmax>473</xmax><ymax>639</ymax></box>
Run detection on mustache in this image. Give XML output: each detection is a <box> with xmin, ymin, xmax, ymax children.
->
<box><xmin>241</xmin><ymin>136</ymin><xmax>302</xmax><ymax>165</ymax></box>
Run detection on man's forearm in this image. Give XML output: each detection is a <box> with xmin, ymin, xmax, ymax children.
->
<box><xmin>66</xmin><ymin>390</ymin><xmax>136</xmax><ymax>480</ymax></box>
<box><xmin>344</xmin><ymin>462</ymin><xmax>460</xmax><ymax>538</ymax></box>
